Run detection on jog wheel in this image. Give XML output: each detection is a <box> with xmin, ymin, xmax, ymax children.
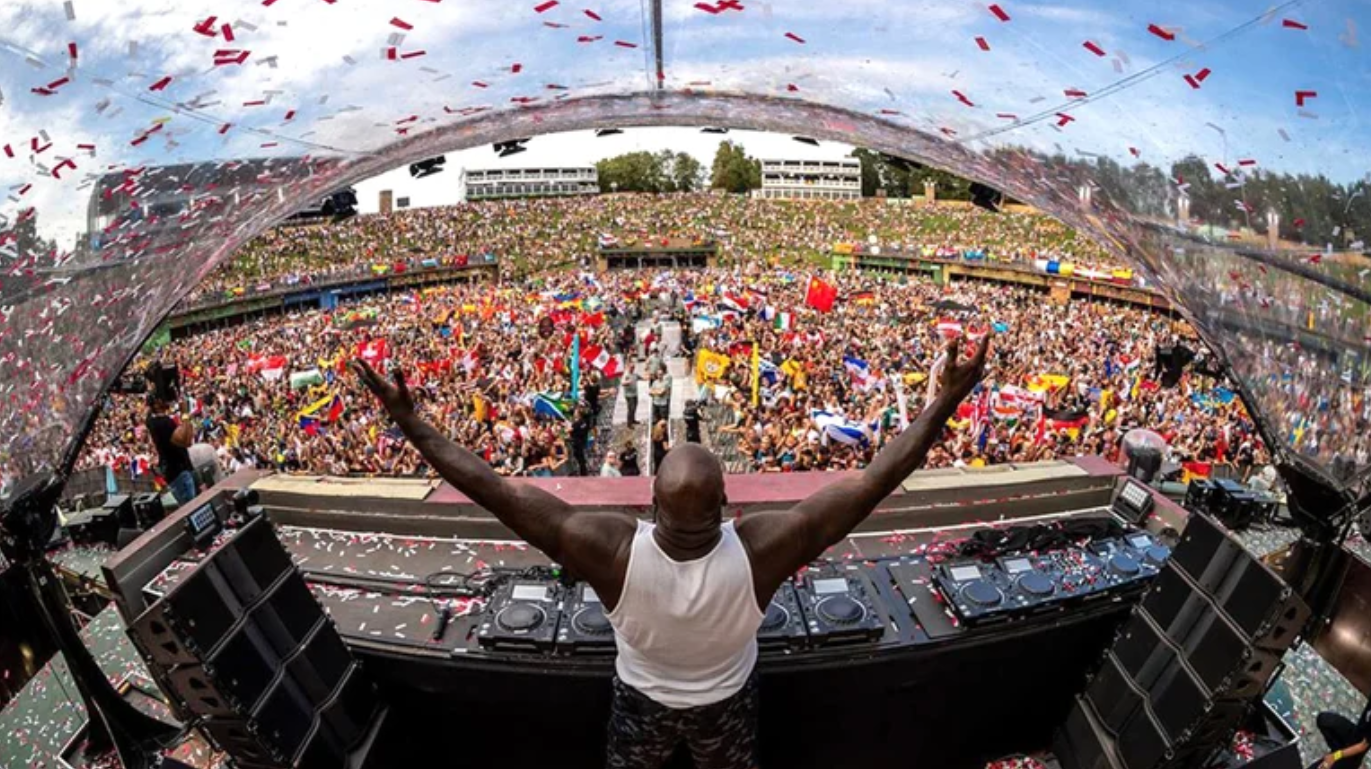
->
<box><xmin>761</xmin><ymin>602</ymin><xmax>789</xmax><ymax>631</ymax></box>
<box><xmin>1143</xmin><ymin>546</ymin><xmax>1171</xmax><ymax>567</ymax></box>
<box><xmin>1109</xmin><ymin>554</ymin><xmax>1141</xmax><ymax>577</ymax></box>
<box><xmin>573</xmin><ymin>605</ymin><xmax>612</xmax><ymax>635</ymax></box>
<box><xmin>816</xmin><ymin>596</ymin><xmax>864</xmax><ymax>624</ymax></box>
<box><xmin>1018</xmin><ymin>571</ymin><xmax>1055</xmax><ymax>598</ymax></box>
<box><xmin>962</xmin><ymin>579</ymin><xmax>1004</xmax><ymax>607</ymax></box>
<box><xmin>496</xmin><ymin>603</ymin><xmax>546</xmax><ymax>633</ymax></box>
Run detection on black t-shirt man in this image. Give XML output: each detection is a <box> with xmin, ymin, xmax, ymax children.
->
<box><xmin>147</xmin><ymin>413</ymin><xmax>193</xmax><ymax>480</ymax></box>
<box><xmin>1313</xmin><ymin>699</ymin><xmax>1371</xmax><ymax>769</ymax></box>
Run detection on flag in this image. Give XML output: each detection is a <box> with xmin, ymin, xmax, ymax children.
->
<box><xmin>533</xmin><ymin>393</ymin><xmax>574</xmax><ymax>421</ymax></box>
<box><xmin>289</xmin><ymin>368</ymin><xmax>325</xmax><ymax>391</ymax></box>
<box><xmin>1044</xmin><ymin>407</ymin><xmax>1090</xmax><ymax>439</ymax></box>
<box><xmin>935</xmin><ymin>319</ymin><xmax>963</xmax><ymax>339</ymax></box>
<box><xmin>325</xmin><ymin>394</ymin><xmax>344</xmax><ymax>423</ymax></box>
<box><xmin>591</xmin><ymin>349</ymin><xmax>624</xmax><ymax>378</ymax></box>
<box><xmin>804</xmin><ymin>276</ymin><xmax>837</xmax><ymax>312</ymax></box>
<box><xmin>357</xmin><ymin>339</ymin><xmax>389</xmax><ymax>364</ymax></box>
<box><xmin>473</xmin><ymin>394</ymin><xmax>488</xmax><ymax>422</ymax></box>
<box><xmin>811</xmin><ymin>409</ymin><xmax>873</xmax><ymax>446</ymax></box>
<box><xmin>843</xmin><ymin>356</ymin><xmax>878</xmax><ymax>391</ymax></box>
<box><xmin>773</xmin><ymin>311</ymin><xmax>795</xmax><ymax>331</ymax></box>
<box><xmin>1027</xmin><ymin>373</ymin><xmax>1071</xmax><ymax>393</ymax></box>
<box><xmin>250</xmin><ymin>354</ymin><xmax>288</xmax><ymax>381</ymax></box>
<box><xmin>570</xmin><ymin>335</ymin><xmax>581</xmax><ymax>399</ymax></box>
<box><xmin>692</xmin><ymin>315</ymin><xmax>722</xmax><ymax>334</ymax></box>
<box><xmin>850</xmin><ymin>290</ymin><xmax>876</xmax><ymax>306</ymax></box>
<box><xmin>696</xmin><ymin>349</ymin><xmax>731</xmax><ymax>383</ymax></box>
<box><xmin>751</xmin><ymin>343</ymin><xmax>761</xmax><ymax>407</ymax></box>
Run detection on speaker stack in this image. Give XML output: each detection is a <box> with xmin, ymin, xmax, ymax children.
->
<box><xmin>128</xmin><ymin>517</ymin><xmax>382</xmax><ymax>769</ymax></box>
<box><xmin>1053</xmin><ymin>513</ymin><xmax>1308</xmax><ymax>769</ymax></box>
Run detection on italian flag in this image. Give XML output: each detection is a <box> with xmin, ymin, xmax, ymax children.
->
<box><xmin>774</xmin><ymin>312</ymin><xmax>795</xmax><ymax>331</ymax></box>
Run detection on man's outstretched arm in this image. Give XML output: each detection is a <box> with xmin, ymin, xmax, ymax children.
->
<box><xmin>739</xmin><ymin>336</ymin><xmax>989</xmax><ymax>593</ymax></box>
<box><xmin>352</xmin><ymin>361</ymin><xmax>630</xmax><ymax>579</ymax></box>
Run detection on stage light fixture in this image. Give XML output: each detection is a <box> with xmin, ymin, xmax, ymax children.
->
<box><xmin>595</xmin><ymin>128</ymin><xmax>624</xmax><ymax>137</ymax></box>
<box><xmin>409</xmin><ymin>156</ymin><xmax>446</xmax><ymax>179</ymax></box>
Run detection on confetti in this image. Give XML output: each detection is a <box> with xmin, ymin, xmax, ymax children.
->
<box><xmin>63</xmin><ymin>0</ymin><xmax>75</xmax><ymax>19</ymax></box>
<box><xmin>1128</xmin><ymin>147</ymin><xmax>1140</xmax><ymax>157</ymax></box>
<box><xmin>583</xmin><ymin>8</ymin><xmax>601</xmax><ymax>20</ymax></box>
<box><xmin>67</xmin><ymin>42</ymin><xmax>78</xmax><ymax>59</ymax></box>
<box><xmin>1277</xmin><ymin>128</ymin><xmax>1291</xmax><ymax>141</ymax></box>
<box><xmin>221</xmin><ymin>23</ymin><xmax>235</xmax><ymax>41</ymax></box>
<box><xmin>577</xmin><ymin>35</ymin><xmax>603</xmax><ymax>42</ymax></box>
<box><xmin>1147</xmin><ymin>23</ymin><xmax>1175</xmax><ymax>41</ymax></box>
<box><xmin>1294</xmin><ymin>89</ymin><xmax>1317</xmax><ymax>106</ymax></box>
<box><xmin>1055</xmin><ymin>112</ymin><xmax>1075</xmax><ymax>127</ymax></box>
<box><xmin>613</xmin><ymin>40</ymin><xmax>637</xmax><ymax>47</ymax></box>
<box><xmin>1064</xmin><ymin>88</ymin><xmax>1087</xmax><ymax>98</ymax></box>
<box><xmin>951</xmin><ymin>89</ymin><xmax>975</xmax><ymax>107</ymax></box>
<box><xmin>511</xmin><ymin>62</ymin><xmax>523</xmax><ymax>73</ymax></box>
<box><xmin>390</xmin><ymin>17</ymin><xmax>413</xmax><ymax>30</ymax></box>
<box><xmin>149</xmin><ymin>75</ymin><xmax>172</xmax><ymax>91</ymax></box>
<box><xmin>192</xmin><ymin>16</ymin><xmax>218</xmax><ymax>36</ymax></box>
<box><xmin>995</xmin><ymin>112</ymin><xmax>1018</xmax><ymax>120</ymax></box>
<box><xmin>1082</xmin><ymin>40</ymin><xmax>1105</xmax><ymax>56</ymax></box>
<box><xmin>784</xmin><ymin>32</ymin><xmax>805</xmax><ymax>44</ymax></box>
<box><xmin>988</xmin><ymin>4</ymin><xmax>1009</xmax><ymax>22</ymax></box>
<box><xmin>1281</xmin><ymin>19</ymin><xmax>1307</xmax><ymax>30</ymax></box>
<box><xmin>974</xmin><ymin>36</ymin><xmax>990</xmax><ymax>51</ymax></box>
<box><xmin>533</xmin><ymin>0</ymin><xmax>558</xmax><ymax>12</ymax></box>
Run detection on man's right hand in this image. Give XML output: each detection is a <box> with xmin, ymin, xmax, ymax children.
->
<box><xmin>938</xmin><ymin>334</ymin><xmax>991</xmax><ymax>401</ymax></box>
<box><xmin>353</xmin><ymin>360</ymin><xmax>416</xmax><ymax>421</ymax></box>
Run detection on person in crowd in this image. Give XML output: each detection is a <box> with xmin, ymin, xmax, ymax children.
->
<box><xmin>1311</xmin><ymin>699</ymin><xmax>1370</xmax><ymax>769</ymax></box>
<box><xmin>601</xmin><ymin>450</ymin><xmax>623</xmax><ymax>478</ymax></box>
<box><xmin>623</xmin><ymin>365</ymin><xmax>640</xmax><ymax>427</ymax></box>
<box><xmin>145</xmin><ymin>395</ymin><xmax>197</xmax><ymax>504</ymax></box>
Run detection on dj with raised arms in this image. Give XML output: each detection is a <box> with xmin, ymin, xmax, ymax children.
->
<box><xmin>353</xmin><ymin>333</ymin><xmax>990</xmax><ymax>769</ymax></box>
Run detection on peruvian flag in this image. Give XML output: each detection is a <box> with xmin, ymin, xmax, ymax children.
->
<box><xmin>804</xmin><ymin>276</ymin><xmax>838</xmax><ymax>313</ymax></box>
<box><xmin>935</xmin><ymin>319</ymin><xmax>963</xmax><ymax>339</ymax></box>
<box><xmin>357</xmin><ymin>339</ymin><xmax>389</xmax><ymax>364</ymax></box>
<box><xmin>592</xmin><ymin>350</ymin><xmax>624</xmax><ymax>378</ymax></box>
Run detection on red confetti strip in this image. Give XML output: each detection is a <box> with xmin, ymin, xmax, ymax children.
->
<box><xmin>222</xmin><ymin>23</ymin><xmax>235</xmax><ymax>42</ymax></box>
<box><xmin>385</xmin><ymin>47</ymin><xmax>398</xmax><ymax>60</ymax></box>
<box><xmin>2</xmin><ymin>145</ymin><xmax>12</xmax><ymax>158</ymax></box>
<box><xmin>878</xmin><ymin>109</ymin><xmax>903</xmax><ymax>115</ymax></box>
<box><xmin>1282</xmin><ymin>19</ymin><xmax>1307</xmax><ymax>30</ymax></box>
<box><xmin>193</xmin><ymin>15</ymin><xmax>218</xmax><ymax>36</ymax></box>
<box><xmin>284</xmin><ymin>109</ymin><xmax>296</xmax><ymax>121</ymax></box>
<box><xmin>261</xmin><ymin>142</ymin><xmax>278</xmax><ymax>148</ymax></box>
<box><xmin>390</xmin><ymin>17</ymin><xmax>413</xmax><ymax>30</ymax></box>
<box><xmin>786</xmin><ymin>83</ymin><xmax>799</xmax><ymax>92</ymax></box>
<box><xmin>218</xmin><ymin>123</ymin><xmax>231</xmax><ymax>134</ymax></box>
<box><xmin>694</xmin><ymin>2</ymin><xmax>720</xmax><ymax>13</ymax></box>
<box><xmin>67</xmin><ymin>42</ymin><xmax>78</xmax><ymax>59</ymax></box>
<box><xmin>1147</xmin><ymin>23</ymin><xmax>1175</xmax><ymax>41</ymax></box>
<box><xmin>784</xmin><ymin>31</ymin><xmax>805</xmax><ymax>43</ymax></box>
<box><xmin>940</xmin><ymin>126</ymin><xmax>957</xmax><ymax>136</ymax></box>
<box><xmin>77</xmin><ymin>143</ymin><xmax>95</xmax><ymax>150</ymax></box>
<box><xmin>243</xmin><ymin>99</ymin><xmax>267</xmax><ymax>106</ymax></box>
<box><xmin>614</xmin><ymin>40</ymin><xmax>637</xmax><ymax>47</ymax></box>
<box><xmin>1082</xmin><ymin>40</ymin><xmax>1105</xmax><ymax>56</ymax></box>
<box><xmin>544</xmin><ymin>21</ymin><xmax>568</xmax><ymax>27</ymax></box>
<box><xmin>584</xmin><ymin>8</ymin><xmax>601</xmax><ymax>20</ymax></box>
<box><xmin>1238</xmin><ymin>158</ymin><xmax>1256</xmax><ymax>166</ymax></box>
<box><xmin>546</xmin><ymin>83</ymin><xmax>568</xmax><ymax>90</ymax></box>
<box><xmin>400</xmin><ymin>50</ymin><xmax>425</xmax><ymax>58</ymax></box>
<box><xmin>1064</xmin><ymin>88</ymin><xmax>1087</xmax><ymax>97</ymax></box>
<box><xmin>988</xmin><ymin>4</ymin><xmax>1009</xmax><ymax>22</ymax></box>
<box><xmin>995</xmin><ymin>112</ymin><xmax>1018</xmax><ymax>119</ymax></box>
<box><xmin>511</xmin><ymin>62</ymin><xmax>523</xmax><ymax>73</ymax></box>
<box><xmin>1183</xmin><ymin>74</ymin><xmax>1199</xmax><ymax>89</ymax></box>
<box><xmin>1308</xmin><ymin>253</ymin><xmax>1322</xmax><ymax>264</ymax></box>
<box><xmin>149</xmin><ymin>75</ymin><xmax>172</xmax><ymax>91</ymax></box>
<box><xmin>1129</xmin><ymin>147</ymin><xmax>1140</xmax><ymax>157</ymax></box>
<box><xmin>1295</xmin><ymin>89</ymin><xmax>1317</xmax><ymax>106</ymax></box>
<box><xmin>472</xmin><ymin>81</ymin><xmax>488</xmax><ymax>88</ymax></box>
<box><xmin>577</xmin><ymin>35</ymin><xmax>603</xmax><ymax>42</ymax></box>
<box><xmin>533</xmin><ymin>0</ymin><xmax>558</xmax><ymax>12</ymax></box>
<box><xmin>951</xmin><ymin>89</ymin><xmax>975</xmax><ymax>107</ymax></box>
<box><xmin>1055</xmin><ymin>112</ymin><xmax>1075</xmax><ymax>126</ymax></box>
<box><xmin>1195</xmin><ymin>67</ymin><xmax>1211</xmax><ymax>82</ymax></box>
<box><xmin>1294</xmin><ymin>218</ymin><xmax>1305</xmax><ymax>227</ymax></box>
<box><xmin>51</xmin><ymin>158</ymin><xmax>76</xmax><ymax>180</ymax></box>
<box><xmin>1215</xmin><ymin>162</ymin><xmax>1230</xmax><ymax>175</ymax></box>
<box><xmin>974</xmin><ymin>36</ymin><xmax>990</xmax><ymax>51</ymax></box>
<box><xmin>214</xmin><ymin>50</ymin><xmax>250</xmax><ymax>65</ymax></box>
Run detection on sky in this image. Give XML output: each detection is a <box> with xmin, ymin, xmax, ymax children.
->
<box><xmin>352</xmin><ymin>127</ymin><xmax>853</xmax><ymax>213</ymax></box>
<box><xmin>2</xmin><ymin>0</ymin><xmax>1370</xmax><ymax>244</ymax></box>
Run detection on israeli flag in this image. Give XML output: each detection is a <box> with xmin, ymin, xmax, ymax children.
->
<box><xmin>811</xmin><ymin>409</ymin><xmax>873</xmax><ymax>446</ymax></box>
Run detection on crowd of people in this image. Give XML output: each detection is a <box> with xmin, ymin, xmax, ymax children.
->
<box><xmin>81</xmin><ymin>257</ymin><xmax>1269</xmax><ymax>486</ymax></box>
<box><xmin>178</xmin><ymin>195</ymin><xmax>1122</xmax><ymax>306</ymax></box>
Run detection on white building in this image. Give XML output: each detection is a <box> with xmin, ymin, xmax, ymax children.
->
<box><xmin>460</xmin><ymin>167</ymin><xmax>599</xmax><ymax>201</ymax></box>
<box><xmin>753</xmin><ymin>158</ymin><xmax>861</xmax><ymax>200</ymax></box>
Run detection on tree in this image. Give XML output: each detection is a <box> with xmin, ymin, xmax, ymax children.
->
<box><xmin>710</xmin><ymin>141</ymin><xmax>761</xmax><ymax>194</ymax></box>
<box><xmin>850</xmin><ymin>149</ymin><xmax>883</xmax><ymax>197</ymax></box>
<box><xmin>12</xmin><ymin>210</ymin><xmax>55</xmax><ymax>259</ymax></box>
<box><xmin>671</xmin><ymin>152</ymin><xmax>705</xmax><ymax>193</ymax></box>
<box><xmin>596</xmin><ymin>151</ymin><xmax>668</xmax><ymax>193</ymax></box>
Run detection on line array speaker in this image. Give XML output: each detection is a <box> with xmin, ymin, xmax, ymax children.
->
<box><xmin>1054</xmin><ymin>513</ymin><xmax>1308</xmax><ymax>769</ymax></box>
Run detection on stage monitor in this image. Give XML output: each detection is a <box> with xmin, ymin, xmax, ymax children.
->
<box><xmin>1112</xmin><ymin>479</ymin><xmax>1154</xmax><ymax>526</ymax></box>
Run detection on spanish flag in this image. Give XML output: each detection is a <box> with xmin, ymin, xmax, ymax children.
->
<box><xmin>696</xmin><ymin>349</ymin><xmax>732</xmax><ymax>383</ymax></box>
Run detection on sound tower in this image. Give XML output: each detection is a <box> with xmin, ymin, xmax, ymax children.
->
<box><xmin>1053</xmin><ymin>513</ymin><xmax>1308</xmax><ymax>769</ymax></box>
<box><xmin>128</xmin><ymin>517</ymin><xmax>381</xmax><ymax>769</ymax></box>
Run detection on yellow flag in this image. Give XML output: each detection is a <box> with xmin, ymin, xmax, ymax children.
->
<box><xmin>695</xmin><ymin>349</ymin><xmax>731</xmax><ymax>383</ymax></box>
<box><xmin>298</xmin><ymin>392</ymin><xmax>334</xmax><ymax>418</ymax></box>
<box><xmin>750</xmin><ymin>343</ymin><xmax>760</xmax><ymax>407</ymax></box>
<box><xmin>473</xmin><ymin>394</ymin><xmax>488</xmax><ymax>422</ymax></box>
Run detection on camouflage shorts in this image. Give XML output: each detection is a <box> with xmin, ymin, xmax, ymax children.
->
<box><xmin>605</xmin><ymin>674</ymin><xmax>759</xmax><ymax>769</ymax></box>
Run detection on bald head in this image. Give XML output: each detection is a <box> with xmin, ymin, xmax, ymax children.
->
<box><xmin>653</xmin><ymin>444</ymin><xmax>725</xmax><ymax>530</ymax></box>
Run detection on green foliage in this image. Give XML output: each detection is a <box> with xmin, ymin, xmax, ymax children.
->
<box><xmin>710</xmin><ymin>140</ymin><xmax>762</xmax><ymax>193</ymax></box>
<box><xmin>849</xmin><ymin>149</ymin><xmax>974</xmax><ymax>200</ymax></box>
<box><xmin>595</xmin><ymin>150</ymin><xmax>705</xmax><ymax>194</ymax></box>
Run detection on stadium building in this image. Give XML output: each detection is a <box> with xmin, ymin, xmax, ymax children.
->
<box><xmin>752</xmin><ymin>158</ymin><xmax>861</xmax><ymax>200</ymax></box>
<box><xmin>459</xmin><ymin>167</ymin><xmax>600</xmax><ymax>201</ymax></box>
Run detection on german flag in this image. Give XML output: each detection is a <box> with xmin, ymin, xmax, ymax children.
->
<box><xmin>850</xmin><ymin>290</ymin><xmax>876</xmax><ymax>306</ymax></box>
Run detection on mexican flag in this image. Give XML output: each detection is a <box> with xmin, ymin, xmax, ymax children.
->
<box><xmin>773</xmin><ymin>312</ymin><xmax>795</xmax><ymax>331</ymax></box>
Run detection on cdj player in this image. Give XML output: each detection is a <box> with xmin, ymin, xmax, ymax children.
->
<box><xmin>794</xmin><ymin>570</ymin><xmax>885</xmax><ymax>646</ymax></box>
<box><xmin>476</xmin><ymin>580</ymin><xmax>564</xmax><ymax>653</ymax></box>
<box><xmin>556</xmin><ymin>583</ymin><xmax>616</xmax><ymax>655</ymax></box>
<box><xmin>757</xmin><ymin>582</ymin><xmax>808</xmax><ymax>652</ymax></box>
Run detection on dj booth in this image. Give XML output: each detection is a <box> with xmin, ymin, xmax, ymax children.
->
<box><xmin>101</xmin><ymin>459</ymin><xmax>1206</xmax><ymax>768</ymax></box>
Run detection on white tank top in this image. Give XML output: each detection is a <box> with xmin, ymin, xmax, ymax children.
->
<box><xmin>605</xmin><ymin>520</ymin><xmax>765</xmax><ymax>709</ymax></box>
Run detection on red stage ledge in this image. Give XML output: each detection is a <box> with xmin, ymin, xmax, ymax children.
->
<box><xmin>425</xmin><ymin>456</ymin><xmax>1123</xmax><ymax>508</ymax></box>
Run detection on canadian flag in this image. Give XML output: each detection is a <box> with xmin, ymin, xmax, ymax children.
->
<box><xmin>592</xmin><ymin>350</ymin><xmax>624</xmax><ymax>378</ymax></box>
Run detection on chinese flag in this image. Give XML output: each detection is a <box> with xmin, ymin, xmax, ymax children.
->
<box><xmin>805</xmin><ymin>276</ymin><xmax>837</xmax><ymax>313</ymax></box>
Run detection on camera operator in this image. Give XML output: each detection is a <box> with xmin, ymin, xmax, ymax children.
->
<box><xmin>146</xmin><ymin>394</ymin><xmax>198</xmax><ymax>505</ymax></box>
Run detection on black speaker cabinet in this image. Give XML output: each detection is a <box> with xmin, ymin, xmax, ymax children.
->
<box><xmin>1055</xmin><ymin>696</ymin><xmax>1123</xmax><ymax>769</ymax></box>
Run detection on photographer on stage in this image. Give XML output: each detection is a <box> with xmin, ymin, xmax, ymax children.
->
<box><xmin>145</xmin><ymin>394</ymin><xmax>197</xmax><ymax>505</ymax></box>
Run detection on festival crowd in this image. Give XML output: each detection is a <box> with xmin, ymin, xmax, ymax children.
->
<box><xmin>81</xmin><ymin>260</ymin><xmax>1268</xmax><ymax>486</ymax></box>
